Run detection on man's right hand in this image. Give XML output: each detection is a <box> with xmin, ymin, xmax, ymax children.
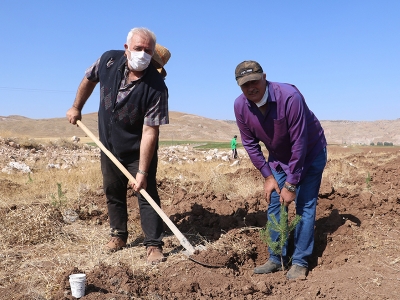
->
<box><xmin>66</xmin><ymin>106</ymin><xmax>81</xmax><ymax>125</ymax></box>
<box><xmin>264</xmin><ymin>174</ymin><xmax>280</xmax><ymax>204</ymax></box>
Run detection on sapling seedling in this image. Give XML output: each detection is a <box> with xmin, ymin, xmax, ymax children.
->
<box><xmin>27</xmin><ymin>172</ymin><xmax>33</xmax><ymax>183</ymax></box>
<box><xmin>365</xmin><ymin>172</ymin><xmax>372</xmax><ymax>189</ymax></box>
<box><xmin>50</xmin><ymin>182</ymin><xmax>67</xmax><ymax>208</ymax></box>
<box><xmin>260</xmin><ymin>204</ymin><xmax>302</xmax><ymax>270</ymax></box>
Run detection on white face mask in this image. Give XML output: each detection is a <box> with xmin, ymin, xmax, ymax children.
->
<box><xmin>127</xmin><ymin>49</ymin><xmax>152</xmax><ymax>71</ymax></box>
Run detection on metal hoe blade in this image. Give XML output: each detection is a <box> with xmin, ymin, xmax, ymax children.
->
<box><xmin>182</xmin><ymin>245</ymin><xmax>225</xmax><ymax>268</ymax></box>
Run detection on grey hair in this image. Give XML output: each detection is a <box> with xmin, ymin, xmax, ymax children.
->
<box><xmin>126</xmin><ymin>27</ymin><xmax>156</xmax><ymax>50</ymax></box>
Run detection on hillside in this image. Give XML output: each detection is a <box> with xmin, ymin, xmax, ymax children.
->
<box><xmin>320</xmin><ymin>119</ymin><xmax>400</xmax><ymax>145</ymax></box>
<box><xmin>0</xmin><ymin>112</ymin><xmax>399</xmax><ymax>145</ymax></box>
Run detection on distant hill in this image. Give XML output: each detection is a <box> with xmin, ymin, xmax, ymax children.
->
<box><xmin>0</xmin><ymin>115</ymin><xmax>30</xmax><ymax>121</ymax></box>
<box><xmin>0</xmin><ymin>112</ymin><xmax>399</xmax><ymax>145</ymax></box>
<box><xmin>320</xmin><ymin>119</ymin><xmax>400</xmax><ymax>145</ymax></box>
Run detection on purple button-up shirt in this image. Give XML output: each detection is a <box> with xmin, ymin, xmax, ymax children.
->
<box><xmin>234</xmin><ymin>81</ymin><xmax>327</xmax><ymax>184</ymax></box>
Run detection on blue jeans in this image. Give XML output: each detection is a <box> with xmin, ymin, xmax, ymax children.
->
<box><xmin>267</xmin><ymin>147</ymin><xmax>327</xmax><ymax>267</ymax></box>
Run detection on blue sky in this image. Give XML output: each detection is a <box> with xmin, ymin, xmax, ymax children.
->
<box><xmin>1</xmin><ymin>1</ymin><xmax>399</xmax><ymax>121</ymax></box>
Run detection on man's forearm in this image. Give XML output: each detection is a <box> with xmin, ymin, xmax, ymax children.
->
<box><xmin>73</xmin><ymin>76</ymin><xmax>98</xmax><ymax>110</ymax></box>
<box><xmin>139</xmin><ymin>125</ymin><xmax>159</xmax><ymax>173</ymax></box>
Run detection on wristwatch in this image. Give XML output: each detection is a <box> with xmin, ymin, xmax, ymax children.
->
<box><xmin>284</xmin><ymin>183</ymin><xmax>296</xmax><ymax>193</ymax></box>
<box><xmin>137</xmin><ymin>169</ymin><xmax>148</xmax><ymax>177</ymax></box>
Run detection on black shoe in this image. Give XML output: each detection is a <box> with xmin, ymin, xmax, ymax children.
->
<box><xmin>286</xmin><ymin>264</ymin><xmax>308</xmax><ymax>280</ymax></box>
<box><xmin>254</xmin><ymin>260</ymin><xmax>285</xmax><ymax>274</ymax></box>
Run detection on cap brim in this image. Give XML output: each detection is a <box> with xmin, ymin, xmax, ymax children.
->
<box><xmin>237</xmin><ymin>73</ymin><xmax>263</xmax><ymax>86</ymax></box>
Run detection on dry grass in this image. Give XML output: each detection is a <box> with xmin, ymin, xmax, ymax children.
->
<box><xmin>0</xmin><ymin>204</ymin><xmax>63</xmax><ymax>246</ymax></box>
<box><xmin>0</xmin><ymin>137</ymin><xmax>106</xmax><ymax>298</ymax></box>
<box><xmin>158</xmin><ymin>158</ymin><xmax>262</xmax><ymax>199</ymax></box>
<box><xmin>1</xmin><ymin>140</ymin><xmax>399</xmax><ymax>298</ymax></box>
<box><xmin>0</xmin><ymin>163</ymin><xmax>102</xmax><ymax>206</ymax></box>
<box><xmin>0</xmin><ymin>137</ymin><xmax>265</xmax><ymax>297</ymax></box>
<box><xmin>323</xmin><ymin>145</ymin><xmax>400</xmax><ymax>192</ymax></box>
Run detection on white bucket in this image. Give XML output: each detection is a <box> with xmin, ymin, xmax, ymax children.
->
<box><xmin>69</xmin><ymin>273</ymin><xmax>86</xmax><ymax>298</ymax></box>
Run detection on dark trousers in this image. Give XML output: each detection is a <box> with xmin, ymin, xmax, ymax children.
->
<box><xmin>232</xmin><ymin>148</ymin><xmax>238</xmax><ymax>159</ymax></box>
<box><xmin>101</xmin><ymin>151</ymin><xmax>164</xmax><ymax>247</ymax></box>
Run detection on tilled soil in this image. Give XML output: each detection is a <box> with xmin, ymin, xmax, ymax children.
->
<box><xmin>2</xmin><ymin>146</ymin><xmax>400</xmax><ymax>299</ymax></box>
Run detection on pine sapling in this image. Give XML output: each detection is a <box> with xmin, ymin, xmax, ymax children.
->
<box><xmin>260</xmin><ymin>204</ymin><xmax>302</xmax><ymax>270</ymax></box>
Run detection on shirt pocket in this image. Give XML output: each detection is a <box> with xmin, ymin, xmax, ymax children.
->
<box><xmin>270</xmin><ymin>117</ymin><xmax>291</xmax><ymax>159</ymax></box>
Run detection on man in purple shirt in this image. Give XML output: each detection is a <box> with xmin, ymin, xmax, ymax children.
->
<box><xmin>234</xmin><ymin>60</ymin><xmax>327</xmax><ymax>280</ymax></box>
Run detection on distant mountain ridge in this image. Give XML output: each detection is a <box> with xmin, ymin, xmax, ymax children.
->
<box><xmin>0</xmin><ymin>112</ymin><xmax>399</xmax><ymax>145</ymax></box>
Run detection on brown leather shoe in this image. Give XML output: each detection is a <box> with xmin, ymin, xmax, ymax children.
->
<box><xmin>254</xmin><ymin>260</ymin><xmax>286</xmax><ymax>274</ymax></box>
<box><xmin>146</xmin><ymin>246</ymin><xmax>166</xmax><ymax>265</ymax></box>
<box><xmin>286</xmin><ymin>264</ymin><xmax>308</xmax><ymax>280</ymax></box>
<box><xmin>104</xmin><ymin>237</ymin><xmax>126</xmax><ymax>252</ymax></box>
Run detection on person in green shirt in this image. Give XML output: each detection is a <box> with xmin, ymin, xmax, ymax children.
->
<box><xmin>231</xmin><ymin>135</ymin><xmax>238</xmax><ymax>159</ymax></box>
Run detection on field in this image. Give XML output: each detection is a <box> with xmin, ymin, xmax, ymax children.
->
<box><xmin>0</xmin><ymin>136</ymin><xmax>399</xmax><ymax>299</ymax></box>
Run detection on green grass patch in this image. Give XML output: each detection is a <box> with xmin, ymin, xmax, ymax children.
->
<box><xmin>159</xmin><ymin>140</ymin><xmax>196</xmax><ymax>146</ymax></box>
<box><xmin>160</xmin><ymin>140</ymin><xmax>243</xmax><ymax>150</ymax></box>
<box><xmin>194</xmin><ymin>142</ymin><xmax>231</xmax><ymax>150</ymax></box>
<box><xmin>86</xmin><ymin>140</ymin><xmax>243</xmax><ymax>150</ymax></box>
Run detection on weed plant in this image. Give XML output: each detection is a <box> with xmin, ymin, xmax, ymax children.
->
<box><xmin>365</xmin><ymin>172</ymin><xmax>372</xmax><ymax>189</ymax></box>
<box><xmin>50</xmin><ymin>182</ymin><xmax>67</xmax><ymax>208</ymax></box>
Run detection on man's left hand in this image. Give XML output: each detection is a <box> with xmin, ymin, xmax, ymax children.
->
<box><xmin>280</xmin><ymin>186</ymin><xmax>296</xmax><ymax>207</ymax></box>
<box><xmin>132</xmin><ymin>173</ymin><xmax>147</xmax><ymax>192</ymax></box>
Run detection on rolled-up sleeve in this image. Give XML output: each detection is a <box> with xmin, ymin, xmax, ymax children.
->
<box><xmin>144</xmin><ymin>89</ymin><xmax>169</xmax><ymax>126</ymax></box>
<box><xmin>85</xmin><ymin>58</ymin><xmax>100</xmax><ymax>82</ymax></box>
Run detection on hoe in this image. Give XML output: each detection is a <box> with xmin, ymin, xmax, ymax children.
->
<box><xmin>76</xmin><ymin>120</ymin><xmax>197</xmax><ymax>256</ymax></box>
